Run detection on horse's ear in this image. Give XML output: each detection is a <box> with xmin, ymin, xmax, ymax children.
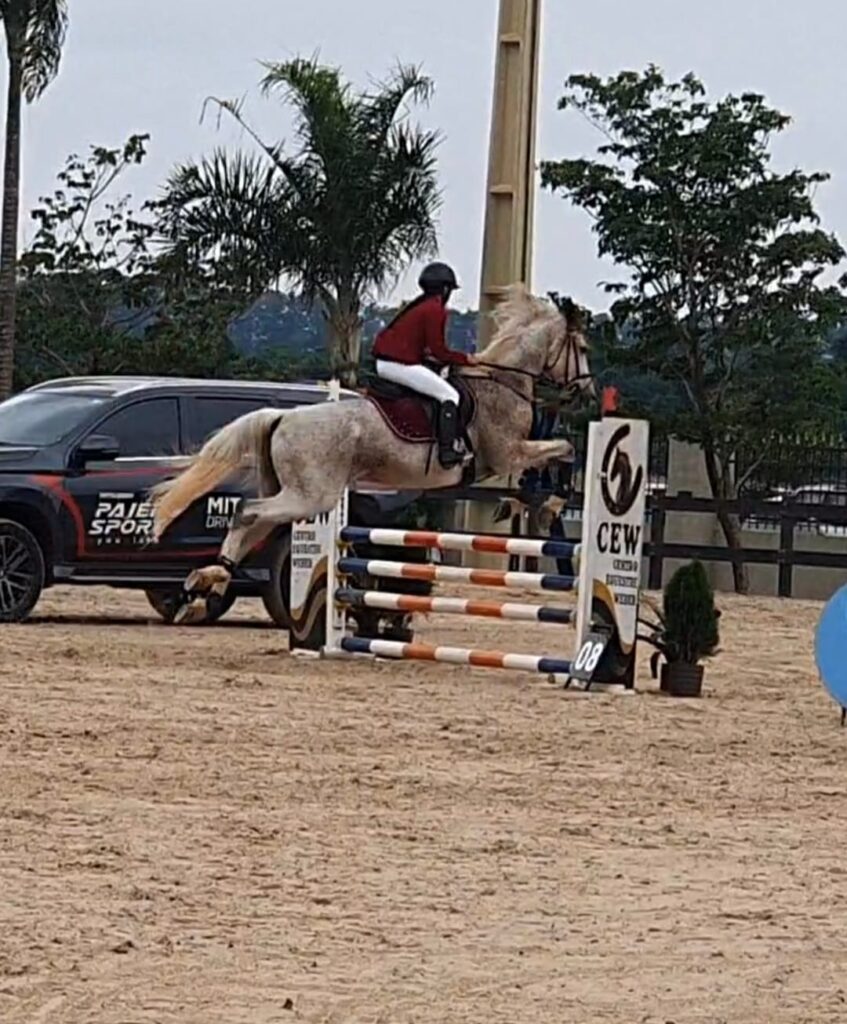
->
<box><xmin>548</xmin><ymin>292</ymin><xmax>584</xmax><ymax>331</ymax></box>
<box><xmin>563</xmin><ymin>297</ymin><xmax>583</xmax><ymax>331</ymax></box>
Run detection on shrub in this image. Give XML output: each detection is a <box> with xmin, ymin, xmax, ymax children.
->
<box><xmin>641</xmin><ymin>560</ymin><xmax>720</xmax><ymax>666</ymax></box>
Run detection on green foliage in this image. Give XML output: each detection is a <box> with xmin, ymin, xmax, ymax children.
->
<box><xmin>229</xmin><ymin>344</ymin><xmax>330</xmax><ymax>384</ymax></box>
<box><xmin>21</xmin><ymin>132</ymin><xmax>154</xmax><ymax>277</ymax></box>
<box><xmin>541</xmin><ymin>66</ymin><xmax>847</xmax><ymax>485</ymax></box>
<box><xmin>13</xmin><ymin>134</ymin><xmax>248</xmax><ymax>387</ymax></box>
<box><xmin>15</xmin><ymin>134</ymin><xmax>160</xmax><ymax>387</ymax></box>
<box><xmin>153</xmin><ymin>148</ymin><xmax>288</xmax><ymax>299</ymax></box>
<box><xmin>662</xmin><ymin>561</ymin><xmax>720</xmax><ymax>663</ymax></box>
<box><xmin>0</xmin><ymin>0</ymin><xmax>68</xmax><ymax>100</ymax></box>
<box><xmin>642</xmin><ymin>561</ymin><xmax>720</xmax><ymax>665</ymax></box>
<box><xmin>256</xmin><ymin>56</ymin><xmax>441</xmax><ymax>300</ymax></box>
<box><xmin>156</xmin><ymin>55</ymin><xmax>443</xmax><ymax>383</ymax></box>
<box><xmin>12</xmin><ymin>132</ymin><xmax>341</xmax><ymax>391</ymax></box>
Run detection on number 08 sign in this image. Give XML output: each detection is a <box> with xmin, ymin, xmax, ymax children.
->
<box><xmin>569</xmin><ymin>631</ymin><xmax>611</xmax><ymax>683</ymax></box>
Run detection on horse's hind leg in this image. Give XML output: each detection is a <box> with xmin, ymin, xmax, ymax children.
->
<box><xmin>237</xmin><ymin>484</ymin><xmax>343</xmax><ymax>530</ymax></box>
<box><xmin>173</xmin><ymin>515</ymin><xmax>276</xmax><ymax>625</ymax></box>
<box><xmin>191</xmin><ymin>485</ymin><xmax>331</xmax><ymax>591</ymax></box>
<box><xmin>173</xmin><ymin>444</ymin><xmax>283</xmax><ymax>624</ymax></box>
<box><xmin>174</xmin><ymin>484</ymin><xmax>343</xmax><ymax>625</ymax></box>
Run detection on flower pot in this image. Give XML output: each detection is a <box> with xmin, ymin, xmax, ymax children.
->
<box><xmin>660</xmin><ymin>661</ymin><xmax>704</xmax><ymax>697</ymax></box>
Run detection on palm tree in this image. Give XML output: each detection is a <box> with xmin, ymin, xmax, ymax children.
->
<box><xmin>157</xmin><ymin>56</ymin><xmax>442</xmax><ymax>386</ymax></box>
<box><xmin>0</xmin><ymin>0</ymin><xmax>68</xmax><ymax>398</ymax></box>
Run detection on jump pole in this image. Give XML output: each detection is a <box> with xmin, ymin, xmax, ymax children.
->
<box><xmin>288</xmin><ymin>385</ymin><xmax>650</xmax><ymax>689</ymax></box>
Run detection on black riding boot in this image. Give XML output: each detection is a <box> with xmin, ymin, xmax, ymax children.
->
<box><xmin>437</xmin><ymin>401</ymin><xmax>465</xmax><ymax>468</ymax></box>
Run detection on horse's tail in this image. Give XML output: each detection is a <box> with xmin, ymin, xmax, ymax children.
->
<box><xmin>151</xmin><ymin>407</ymin><xmax>284</xmax><ymax>540</ymax></box>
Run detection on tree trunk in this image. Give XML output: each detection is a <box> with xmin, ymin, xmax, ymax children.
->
<box><xmin>702</xmin><ymin>442</ymin><xmax>749</xmax><ymax>594</ymax></box>
<box><xmin>325</xmin><ymin>288</ymin><xmax>362</xmax><ymax>388</ymax></box>
<box><xmin>0</xmin><ymin>53</ymin><xmax>22</xmax><ymax>399</ymax></box>
<box><xmin>714</xmin><ymin>501</ymin><xmax>748</xmax><ymax>594</ymax></box>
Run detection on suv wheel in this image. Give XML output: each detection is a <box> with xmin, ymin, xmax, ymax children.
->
<box><xmin>260</xmin><ymin>533</ymin><xmax>292</xmax><ymax>629</ymax></box>
<box><xmin>0</xmin><ymin>519</ymin><xmax>46</xmax><ymax>623</ymax></box>
<box><xmin>145</xmin><ymin>586</ymin><xmax>236</xmax><ymax>625</ymax></box>
<box><xmin>260</xmin><ymin>531</ymin><xmax>419</xmax><ymax>645</ymax></box>
<box><xmin>261</xmin><ymin>532</ymin><xmax>329</xmax><ymax>649</ymax></box>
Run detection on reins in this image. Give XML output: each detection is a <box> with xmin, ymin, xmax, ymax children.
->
<box><xmin>465</xmin><ymin>329</ymin><xmax>590</xmax><ymax>410</ymax></box>
<box><xmin>461</xmin><ymin>365</ymin><xmax>536</xmax><ymax>407</ymax></box>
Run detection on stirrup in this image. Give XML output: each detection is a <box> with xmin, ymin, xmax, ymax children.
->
<box><xmin>438</xmin><ymin>448</ymin><xmax>465</xmax><ymax>469</ymax></box>
<box><xmin>438</xmin><ymin>438</ymin><xmax>467</xmax><ymax>468</ymax></box>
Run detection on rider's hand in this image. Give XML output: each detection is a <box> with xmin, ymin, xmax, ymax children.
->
<box><xmin>466</xmin><ymin>353</ymin><xmax>478</xmax><ymax>365</ymax></box>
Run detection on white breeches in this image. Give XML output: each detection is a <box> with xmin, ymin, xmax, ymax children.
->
<box><xmin>375</xmin><ymin>360</ymin><xmax>459</xmax><ymax>404</ymax></box>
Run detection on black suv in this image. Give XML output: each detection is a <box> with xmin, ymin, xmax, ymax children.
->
<box><xmin>0</xmin><ymin>375</ymin><xmax>430</xmax><ymax>629</ymax></box>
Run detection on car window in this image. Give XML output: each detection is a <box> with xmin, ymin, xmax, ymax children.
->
<box><xmin>94</xmin><ymin>398</ymin><xmax>181</xmax><ymax>458</ymax></box>
<box><xmin>187</xmin><ymin>396</ymin><xmax>274</xmax><ymax>447</ymax></box>
<box><xmin>0</xmin><ymin>391</ymin><xmax>107</xmax><ymax>446</ymax></box>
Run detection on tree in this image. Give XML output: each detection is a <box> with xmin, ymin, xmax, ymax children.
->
<box><xmin>15</xmin><ymin>134</ymin><xmax>242</xmax><ymax>387</ymax></box>
<box><xmin>16</xmin><ymin>134</ymin><xmax>159</xmax><ymax>386</ymax></box>
<box><xmin>0</xmin><ymin>0</ymin><xmax>68</xmax><ymax>397</ymax></box>
<box><xmin>15</xmin><ymin>133</ymin><xmax>330</xmax><ymax>389</ymax></box>
<box><xmin>541</xmin><ymin>67</ymin><xmax>847</xmax><ymax>592</ymax></box>
<box><xmin>156</xmin><ymin>55</ymin><xmax>442</xmax><ymax>385</ymax></box>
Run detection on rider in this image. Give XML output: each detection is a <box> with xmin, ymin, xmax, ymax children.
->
<box><xmin>372</xmin><ymin>261</ymin><xmax>476</xmax><ymax>468</ymax></box>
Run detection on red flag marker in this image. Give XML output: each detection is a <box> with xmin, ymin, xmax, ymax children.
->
<box><xmin>601</xmin><ymin>386</ymin><xmax>619</xmax><ymax>415</ymax></box>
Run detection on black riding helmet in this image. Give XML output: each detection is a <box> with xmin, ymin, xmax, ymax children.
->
<box><xmin>419</xmin><ymin>261</ymin><xmax>459</xmax><ymax>296</ymax></box>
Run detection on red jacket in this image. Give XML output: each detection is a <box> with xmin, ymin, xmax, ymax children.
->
<box><xmin>372</xmin><ymin>295</ymin><xmax>470</xmax><ymax>366</ymax></box>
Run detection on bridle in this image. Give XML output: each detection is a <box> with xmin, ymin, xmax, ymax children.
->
<box><xmin>545</xmin><ymin>329</ymin><xmax>593</xmax><ymax>400</ymax></box>
<box><xmin>470</xmin><ymin>328</ymin><xmax>593</xmax><ymax>407</ymax></box>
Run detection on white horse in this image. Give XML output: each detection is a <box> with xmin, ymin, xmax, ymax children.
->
<box><xmin>150</xmin><ymin>285</ymin><xmax>594</xmax><ymax>617</ymax></box>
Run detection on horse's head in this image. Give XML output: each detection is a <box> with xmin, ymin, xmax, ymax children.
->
<box><xmin>545</xmin><ymin>297</ymin><xmax>595</xmax><ymax>401</ymax></box>
<box><xmin>479</xmin><ymin>284</ymin><xmax>595</xmax><ymax>401</ymax></box>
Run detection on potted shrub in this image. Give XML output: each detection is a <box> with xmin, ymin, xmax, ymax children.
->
<box><xmin>640</xmin><ymin>560</ymin><xmax>721</xmax><ymax>697</ymax></box>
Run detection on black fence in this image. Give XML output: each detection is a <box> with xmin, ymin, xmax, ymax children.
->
<box><xmin>573</xmin><ymin>425</ymin><xmax>847</xmax><ymax>500</ymax></box>
<box><xmin>417</xmin><ymin>425</ymin><xmax>847</xmax><ymax>597</ymax></box>
<box><xmin>730</xmin><ymin>437</ymin><xmax>847</xmax><ymax>498</ymax></box>
<box><xmin>423</xmin><ymin>481</ymin><xmax>847</xmax><ymax>600</ymax></box>
<box><xmin>645</xmin><ymin>493</ymin><xmax>847</xmax><ymax>597</ymax></box>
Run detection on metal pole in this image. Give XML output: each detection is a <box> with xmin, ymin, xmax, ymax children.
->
<box><xmin>477</xmin><ymin>0</ymin><xmax>543</xmax><ymax>348</ymax></box>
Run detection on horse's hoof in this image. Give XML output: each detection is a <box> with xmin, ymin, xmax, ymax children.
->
<box><xmin>492</xmin><ymin>500</ymin><xmax>513</xmax><ymax>523</ymax></box>
<box><xmin>173</xmin><ymin>600</ymin><xmax>208</xmax><ymax>626</ymax></box>
<box><xmin>184</xmin><ymin>566</ymin><xmax>231</xmax><ymax>594</ymax></box>
<box><xmin>184</xmin><ymin>570</ymin><xmax>203</xmax><ymax>592</ymax></box>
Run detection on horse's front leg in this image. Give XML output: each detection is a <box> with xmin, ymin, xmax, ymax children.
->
<box><xmin>516</xmin><ymin>438</ymin><xmax>576</xmax><ymax>468</ymax></box>
<box><xmin>487</xmin><ymin>438</ymin><xmax>575</xmax><ymax>478</ymax></box>
<box><xmin>174</xmin><ymin>515</ymin><xmax>275</xmax><ymax>625</ymax></box>
<box><xmin>489</xmin><ymin>440</ymin><xmax>575</xmax><ymax>528</ymax></box>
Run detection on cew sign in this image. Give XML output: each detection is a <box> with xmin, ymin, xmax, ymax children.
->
<box><xmin>576</xmin><ymin>418</ymin><xmax>650</xmax><ymax>655</ymax></box>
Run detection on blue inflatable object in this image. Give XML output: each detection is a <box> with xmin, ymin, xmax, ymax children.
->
<box><xmin>814</xmin><ymin>584</ymin><xmax>847</xmax><ymax>723</ymax></box>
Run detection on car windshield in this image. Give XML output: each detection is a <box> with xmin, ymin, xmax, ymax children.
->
<box><xmin>0</xmin><ymin>391</ymin><xmax>108</xmax><ymax>446</ymax></box>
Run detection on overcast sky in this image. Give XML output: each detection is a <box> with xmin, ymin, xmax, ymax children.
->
<box><xmin>8</xmin><ymin>0</ymin><xmax>847</xmax><ymax>311</ymax></box>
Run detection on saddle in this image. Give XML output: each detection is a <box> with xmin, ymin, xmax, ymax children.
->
<box><xmin>361</xmin><ymin>365</ymin><xmax>477</xmax><ymax>478</ymax></box>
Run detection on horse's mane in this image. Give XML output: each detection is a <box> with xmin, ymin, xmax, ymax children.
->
<box><xmin>476</xmin><ymin>284</ymin><xmax>564</xmax><ymax>364</ymax></box>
